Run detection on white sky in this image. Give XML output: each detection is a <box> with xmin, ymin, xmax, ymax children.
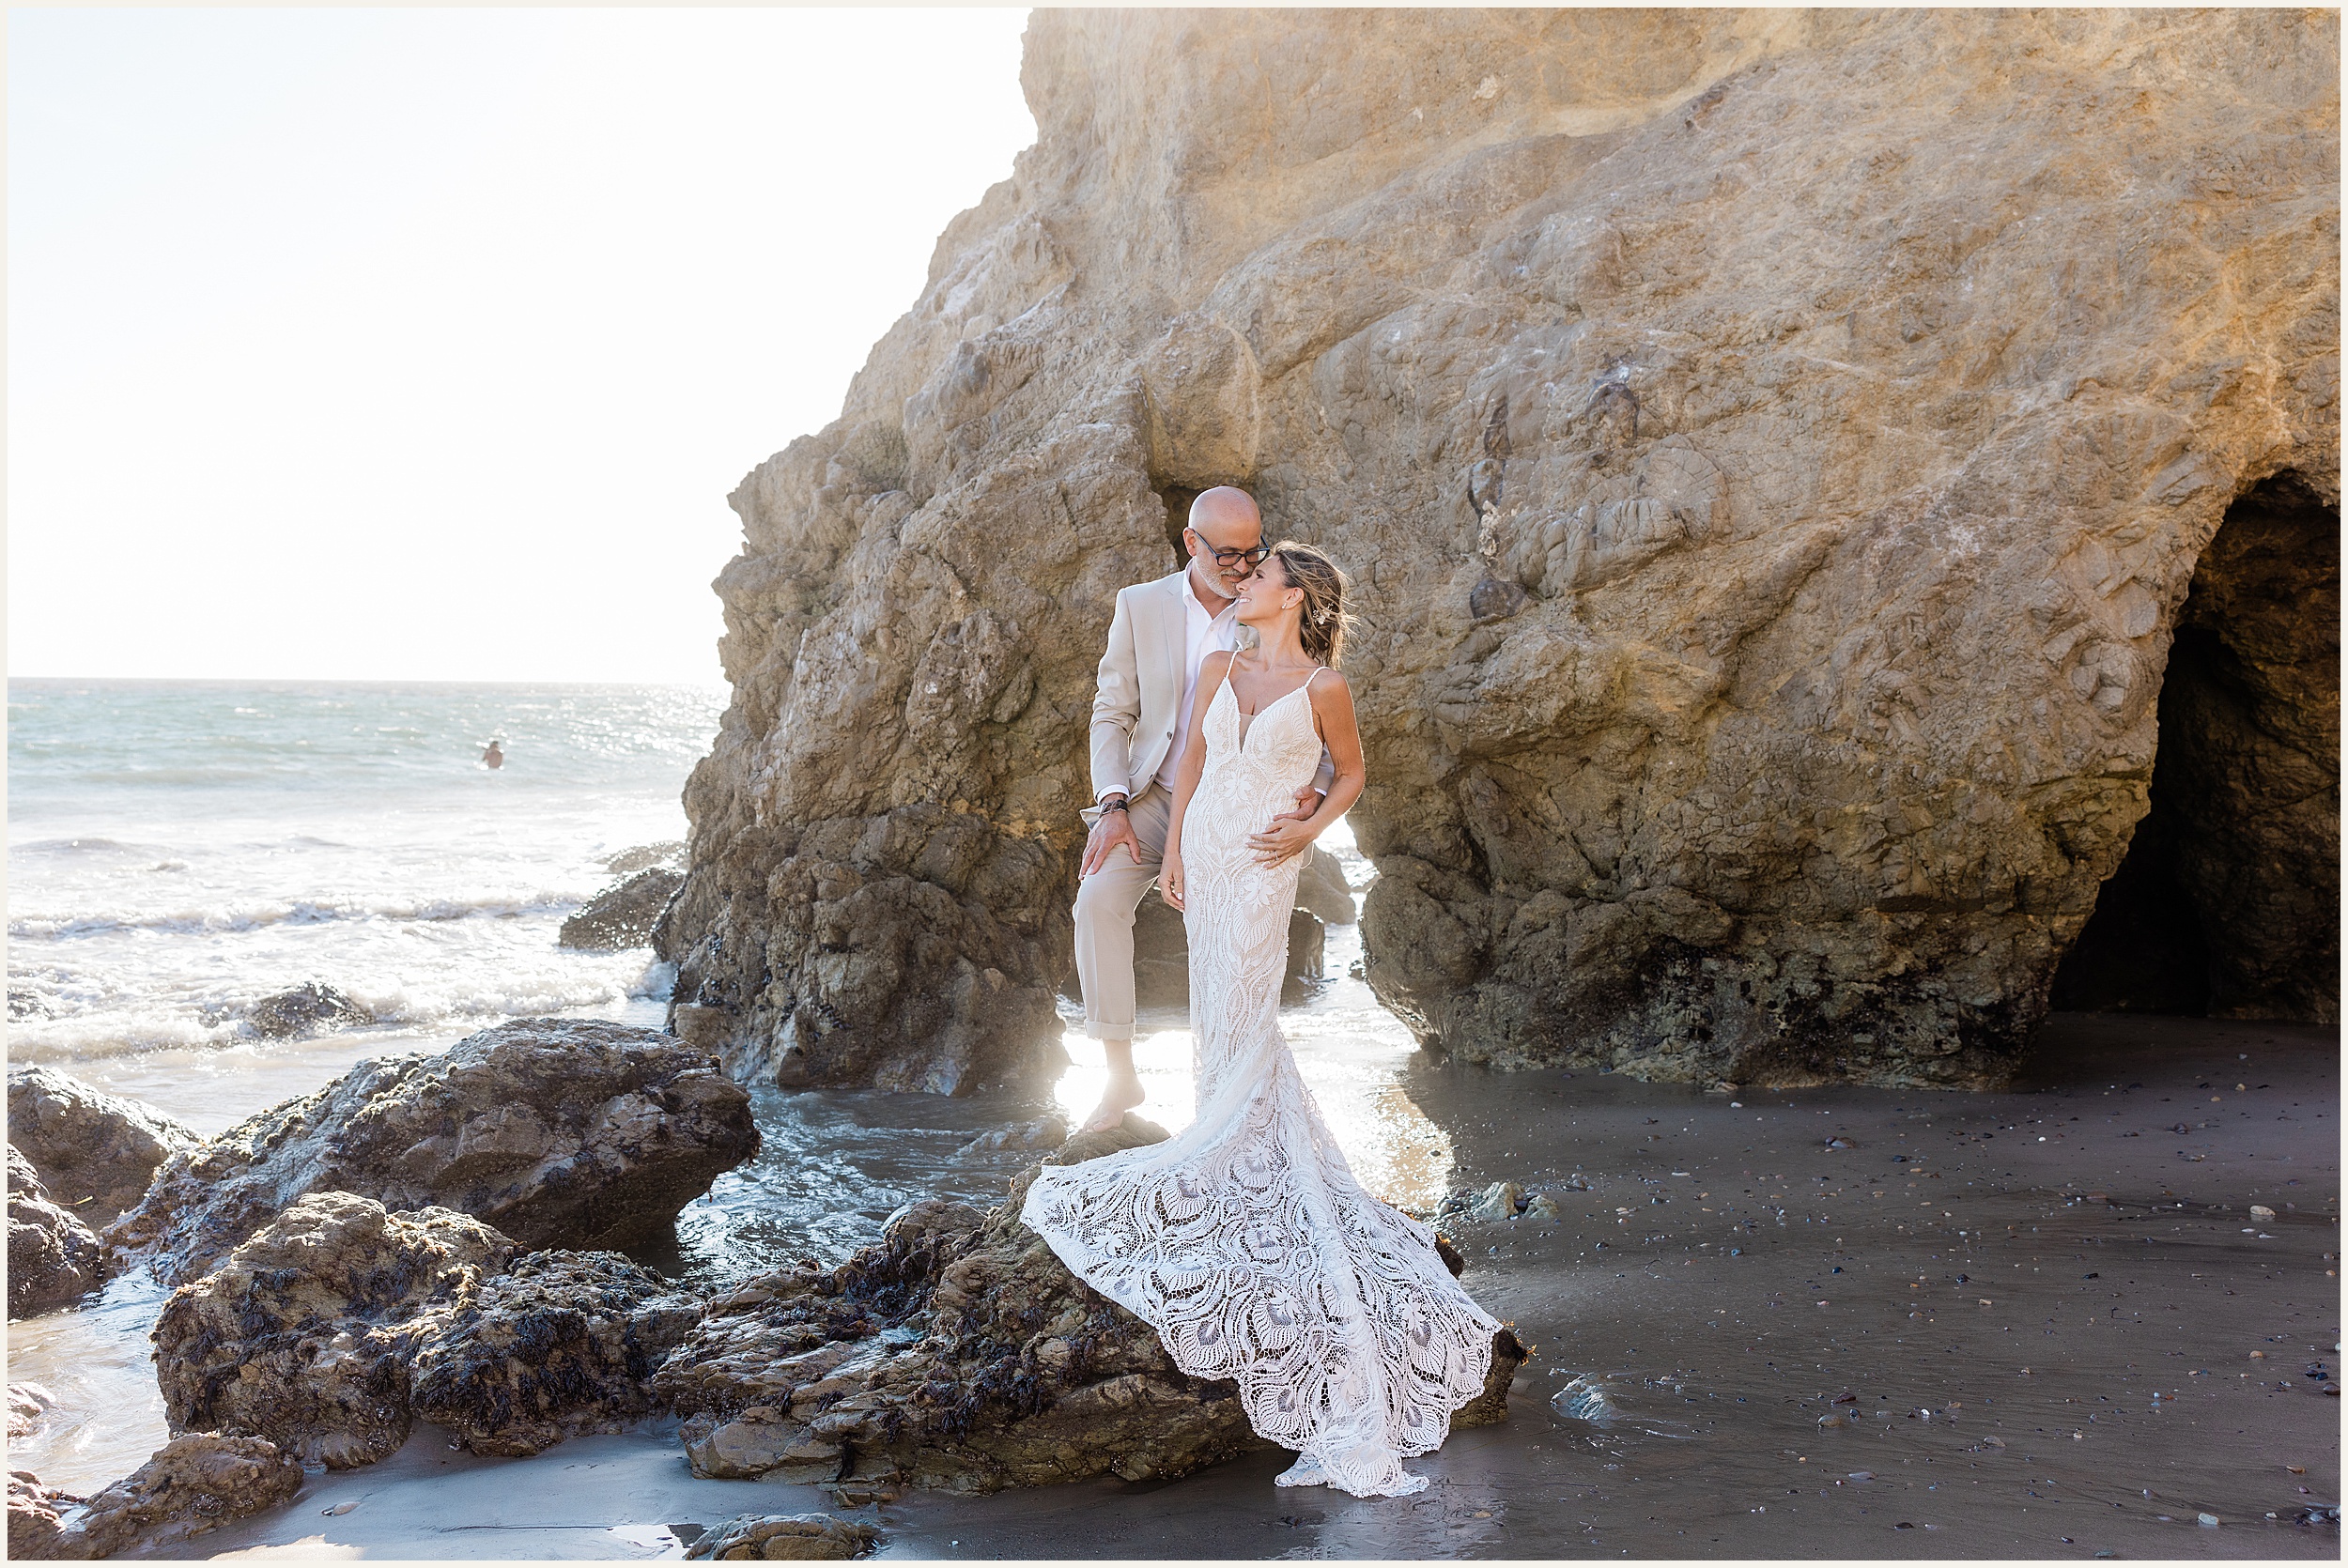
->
<box><xmin>8</xmin><ymin>8</ymin><xmax>1037</xmax><ymax>683</ymax></box>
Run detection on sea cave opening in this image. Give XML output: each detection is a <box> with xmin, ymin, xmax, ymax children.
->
<box><xmin>2048</xmin><ymin>470</ymin><xmax>2340</xmax><ymax>1022</ymax></box>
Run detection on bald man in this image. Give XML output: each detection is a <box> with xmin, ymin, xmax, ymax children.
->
<box><xmin>1073</xmin><ymin>485</ymin><xmax>1332</xmax><ymax>1131</ymax></box>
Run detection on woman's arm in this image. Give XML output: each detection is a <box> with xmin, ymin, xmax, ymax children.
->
<box><xmin>1159</xmin><ymin>651</ymin><xmax>1235</xmax><ymax>911</ymax></box>
<box><xmin>1245</xmin><ymin>669</ymin><xmax>1365</xmax><ymax>865</ymax></box>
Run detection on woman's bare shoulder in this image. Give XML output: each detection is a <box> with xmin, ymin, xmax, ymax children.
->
<box><xmin>1305</xmin><ymin>666</ymin><xmax>1354</xmax><ymax>699</ymax></box>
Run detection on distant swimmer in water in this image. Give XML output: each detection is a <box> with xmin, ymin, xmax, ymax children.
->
<box><xmin>482</xmin><ymin>740</ymin><xmax>504</xmax><ymax>770</ymax></box>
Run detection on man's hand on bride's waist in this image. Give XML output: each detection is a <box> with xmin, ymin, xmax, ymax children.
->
<box><xmin>1247</xmin><ymin>815</ymin><xmax>1318</xmax><ymax>866</ymax></box>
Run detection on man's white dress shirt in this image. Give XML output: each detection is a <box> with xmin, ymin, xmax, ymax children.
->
<box><xmin>1153</xmin><ymin>570</ymin><xmax>1241</xmax><ymax>794</ymax></box>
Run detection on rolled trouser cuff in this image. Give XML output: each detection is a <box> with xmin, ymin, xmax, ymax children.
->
<box><xmin>1085</xmin><ymin>1022</ymin><xmax>1136</xmax><ymax>1042</ymax></box>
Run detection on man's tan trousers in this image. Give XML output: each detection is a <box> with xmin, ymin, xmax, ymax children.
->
<box><xmin>1071</xmin><ymin>784</ymin><xmax>1174</xmax><ymax>1041</ymax></box>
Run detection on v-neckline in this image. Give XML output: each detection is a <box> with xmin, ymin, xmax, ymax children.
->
<box><xmin>1225</xmin><ymin>674</ymin><xmax>1316</xmax><ymax>759</ymax></box>
<box><xmin>1230</xmin><ymin>672</ymin><xmax>1316</xmax><ymax>722</ymax></box>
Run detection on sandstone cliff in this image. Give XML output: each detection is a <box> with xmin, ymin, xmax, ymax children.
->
<box><xmin>668</xmin><ymin>8</ymin><xmax>2339</xmax><ymax>1092</ymax></box>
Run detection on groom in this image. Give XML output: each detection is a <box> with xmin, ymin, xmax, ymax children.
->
<box><xmin>1073</xmin><ymin>485</ymin><xmax>1332</xmax><ymax>1131</ymax></box>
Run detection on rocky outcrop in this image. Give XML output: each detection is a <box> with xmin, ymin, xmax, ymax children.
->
<box><xmin>656</xmin><ymin>1123</ymin><xmax>1523</xmax><ymax>1493</ymax></box>
<box><xmin>666</xmin><ymin>9</ymin><xmax>2338</xmax><ymax>1091</ymax></box>
<box><xmin>155</xmin><ymin>1191</ymin><xmax>708</xmax><ymax>1471</ymax></box>
<box><xmin>8</xmin><ymin>1383</ymin><xmax>56</xmax><ymax>1441</ymax></box>
<box><xmin>1132</xmin><ymin>899</ymin><xmax>1325</xmax><ymax>1007</ymax></box>
<box><xmin>245</xmin><ymin>981</ymin><xmax>371</xmax><ymax>1039</ymax></box>
<box><xmin>408</xmin><ymin>1249</ymin><xmax>703</xmax><ymax>1456</ymax></box>
<box><xmin>688</xmin><ymin>1514</ymin><xmax>880</xmax><ymax>1561</ymax></box>
<box><xmin>153</xmin><ymin>1193</ymin><xmax>516</xmax><ymax>1468</ymax></box>
<box><xmin>8</xmin><ymin>1145</ymin><xmax>102</xmax><ymax>1319</ymax></box>
<box><xmin>8</xmin><ymin>1473</ymin><xmax>80</xmax><ymax>1560</ymax></box>
<box><xmin>7</xmin><ymin>1067</ymin><xmax>201</xmax><ymax>1223</ymax></box>
<box><xmin>62</xmin><ymin>1435</ymin><xmax>302</xmax><ymax>1559</ymax></box>
<box><xmin>561</xmin><ymin>868</ymin><xmax>687</xmax><ymax>951</ymax></box>
<box><xmin>110</xmin><ymin>1017</ymin><xmax>759</xmax><ymax>1284</ymax></box>
<box><xmin>1295</xmin><ymin>846</ymin><xmax>1357</xmax><ymax>926</ymax></box>
<box><xmin>609</xmin><ymin>841</ymin><xmax>687</xmax><ymax>877</ymax></box>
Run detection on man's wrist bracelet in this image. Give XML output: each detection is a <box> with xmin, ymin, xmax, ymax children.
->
<box><xmin>1100</xmin><ymin>799</ymin><xmax>1128</xmax><ymax>814</ymax></box>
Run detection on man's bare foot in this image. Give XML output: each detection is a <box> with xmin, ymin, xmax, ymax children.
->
<box><xmin>1080</xmin><ymin>1077</ymin><xmax>1147</xmax><ymax>1133</ymax></box>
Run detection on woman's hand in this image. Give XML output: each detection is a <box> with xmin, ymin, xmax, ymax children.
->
<box><xmin>1246</xmin><ymin>814</ymin><xmax>1319</xmax><ymax>866</ymax></box>
<box><xmin>1159</xmin><ymin>853</ymin><xmax>1185</xmax><ymax>911</ymax></box>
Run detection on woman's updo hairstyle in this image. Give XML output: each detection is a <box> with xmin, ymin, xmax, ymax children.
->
<box><xmin>1268</xmin><ymin>541</ymin><xmax>1353</xmax><ymax>668</ymax></box>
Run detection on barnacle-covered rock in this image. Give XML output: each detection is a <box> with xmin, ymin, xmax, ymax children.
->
<box><xmin>657</xmin><ymin>1122</ymin><xmax>1522</xmax><ymax>1493</ymax></box>
<box><xmin>407</xmin><ymin>1250</ymin><xmax>703</xmax><ymax>1456</ymax></box>
<box><xmin>7</xmin><ymin>1145</ymin><xmax>103</xmax><ymax>1319</ymax></box>
<box><xmin>68</xmin><ymin>1434</ymin><xmax>302</xmax><ymax>1559</ymax></box>
<box><xmin>151</xmin><ymin>1193</ymin><xmax>514</xmax><ymax>1468</ymax></box>
<box><xmin>111</xmin><ymin>1017</ymin><xmax>758</xmax><ymax>1284</ymax></box>
<box><xmin>6</xmin><ymin>1067</ymin><xmax>200</xmax><ymax>1224</ymax></box>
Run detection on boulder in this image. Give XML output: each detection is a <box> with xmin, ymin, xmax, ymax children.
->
<box><xmin>8</xmin><ymin>1146</ymin><xmax>102</xmax><ymax>1319</ymax></box>
<box><xmin>67</xmin><ymin>1435</ymin><xmax>302</xmax><ymax>1559</ymax></box>
<box><xmin>152</xmin><ymin>1192</ymin><xmax>516</xmax><ymax>1468</ymax></box>
<box><xmin>1133</xmin><ymin>899</ymin><xmax>1327</xmax><ymax>1008</ymax></box>
<box><xmin>954</xmin><ymin>1116</ymin><xmax>1068</xmax><ymax>1156</ymax></box>
<box><xmin>657</xmin><ymin>1124</ymin><xmax>1522</xmax><ymax>1494</ymax></box>
<box><xmin>7</xmin><ymin>1066</ymin><xmax>202</xmax><ymax>1223</ymax></box>
<box><xmin>688</xmin><ymin>1514</ymin><xmax>880</xmax><ymax>1561</ymax></box>
<box><xmin>109</xmin><ymin>1017</ymin><xmax>760</xmax><ymax>1284</ymax></box>
<box><xmin>661</xmin><ymin>8</ymin><xmax>2337</xmax><ymax>1091</ymax></box>
<box><xmin>1461</xmin><ymin>1181</ymin><xmax>1526</xmax><ymax>1223</ymax></box>
<box><xmin>560</xmin><ymin>868</ymin><xmax>686</xmax><ymax>951</ymax></box>
<box><xmin>8</xmin><ymin>1384</ymin><xmax>56</xmax><ymax>1441</ymax></box>
<box><xmin>407</xmin><ymin>1249</ymin><xmax>703</xmax><ymax>1456</ymax></box>
<box><xmin>245</xmin><ymin>981</ymin><xmax>371</xmax><ymax>1039</ymax></box>
<box><xmin>607</xmin><ymin>840</ymin><xmax>687</xmax><ymax>877</ymax></box>
<box><xmin>1295</xmin><ymin>846</ymin><xmax>1357</xmax><ymax>926</ymax></box>
<box><xmin>8</xmin><ymin>1472</ymin><xmax>80</xmax><ymax>1560</ymax></box>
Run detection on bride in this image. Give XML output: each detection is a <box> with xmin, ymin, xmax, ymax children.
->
<box><xmin>1022</xmin><ymin>542</ymin><xmax>1502</xmax><ymax>1498</ymax></box>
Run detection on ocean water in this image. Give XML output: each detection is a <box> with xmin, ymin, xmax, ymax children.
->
<box><xmin>6</xmin><ymin>678</ymin><xmax>1449</xmax><ymax>1500</ymax></box>
<box><xmin>8</xmin><ymin>679</ymin><xmax>719</xmax><ymax>1127</ymax></box>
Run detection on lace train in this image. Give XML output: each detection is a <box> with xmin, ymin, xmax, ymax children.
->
<box><xmin>1024</xmin><ymin>677</ymin><xmax>1500</xmax><ymax>1497</ymax></box>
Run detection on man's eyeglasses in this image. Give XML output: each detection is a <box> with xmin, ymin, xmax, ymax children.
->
<box><xmin>1188</xmin><ymin>532</ymin><xmax>1272</xmax><ymax>569</ymax></box>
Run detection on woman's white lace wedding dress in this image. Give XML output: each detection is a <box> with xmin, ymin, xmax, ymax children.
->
<box><xmin>1022</xmin><ymin>672</ymin><xmax>1501</xmax><ymax>1498</ymax></box>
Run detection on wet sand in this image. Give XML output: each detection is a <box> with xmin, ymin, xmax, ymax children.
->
<box><xmin>162</xmin><ymin>1010</ymin><xmax>2336</xmax><ymax>1560</ymax></box>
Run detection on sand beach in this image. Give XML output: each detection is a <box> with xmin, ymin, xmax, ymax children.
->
<box><xmin>71</xmin><ymin>1011</ymin><xmax>2331</xmax><ymax>1561</ymax></box>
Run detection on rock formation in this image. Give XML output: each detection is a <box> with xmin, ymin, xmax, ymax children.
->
<box><xmin>407</xmin><ymin>1249</ymin><xmax>703</xmax><ymax>1456</ymax></box>
<box><xmin>7</xmin><ymin>1067</ymin><xmax>202</xmax><ymax>1224</ymax></box>
<box><xmin>656</xmin><ymin>1122</ymin><xmax>1523</xmax><ymax>1493</ymax></box>
<box><xmin>153</xmin><ymin>1192</ymin><xmax>517</xmax><ymax>1468</ymax></box>
<box><xmin>609</xmin><ymin>840</ymin><xmax>687</xmax><ymax>876</ymax></box>
<box><xmin>688</xmin><ymin>1514</ymin><xmax>880</xmax><ymax>1561</ymax></box>
<box><xmin>667</xmin><ymin>8</ymin><xmax>2338</xmax><ymax>1091</ymax></box>
<box><xmin>39</xmin><ymin>1435</ymin><xmax>301</xmax><ymax>1560</ymax></box>
<box><xmin>1294</xmin><ymin>845</ymin><xmax>1357</xmax><ymax>927</ymax></box>
<box><xmin>562</xmin><ymin>867</ymin><xmax>687</xmax><ymax>951</ymax></box>
<box><xmin>8</xmin><ymin>1145</ymin><xmax>102</xmax><ymax>1319</ymax></box>
<box><xmin>155</xmin><ymin>1191</ymin><xmax>711</xmax><ymax>1472</ymax></box>
<box><xmin>110</xmin><ymin>1017</ymin><xmax>759</xmax><ymax>1284</ymax></box>
<box><xmin>8</xmin><ymin>1473</ymin><xmax>81</xmax><ymax>1560</ymax></box>
<box><xmin>1132</xmin><ymin>899</ymin><xmax>1324</xmax><ymax>1007</ymax></box>
<box><xmin>8</xmin><ymin>1383</ymin><xmax>56</xmax><ymax>1441</ymax></box>
<box><xmin>244</xmin><ymin>981</ymin><xmax>371</xmax><ymax>1039</ymax></box>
